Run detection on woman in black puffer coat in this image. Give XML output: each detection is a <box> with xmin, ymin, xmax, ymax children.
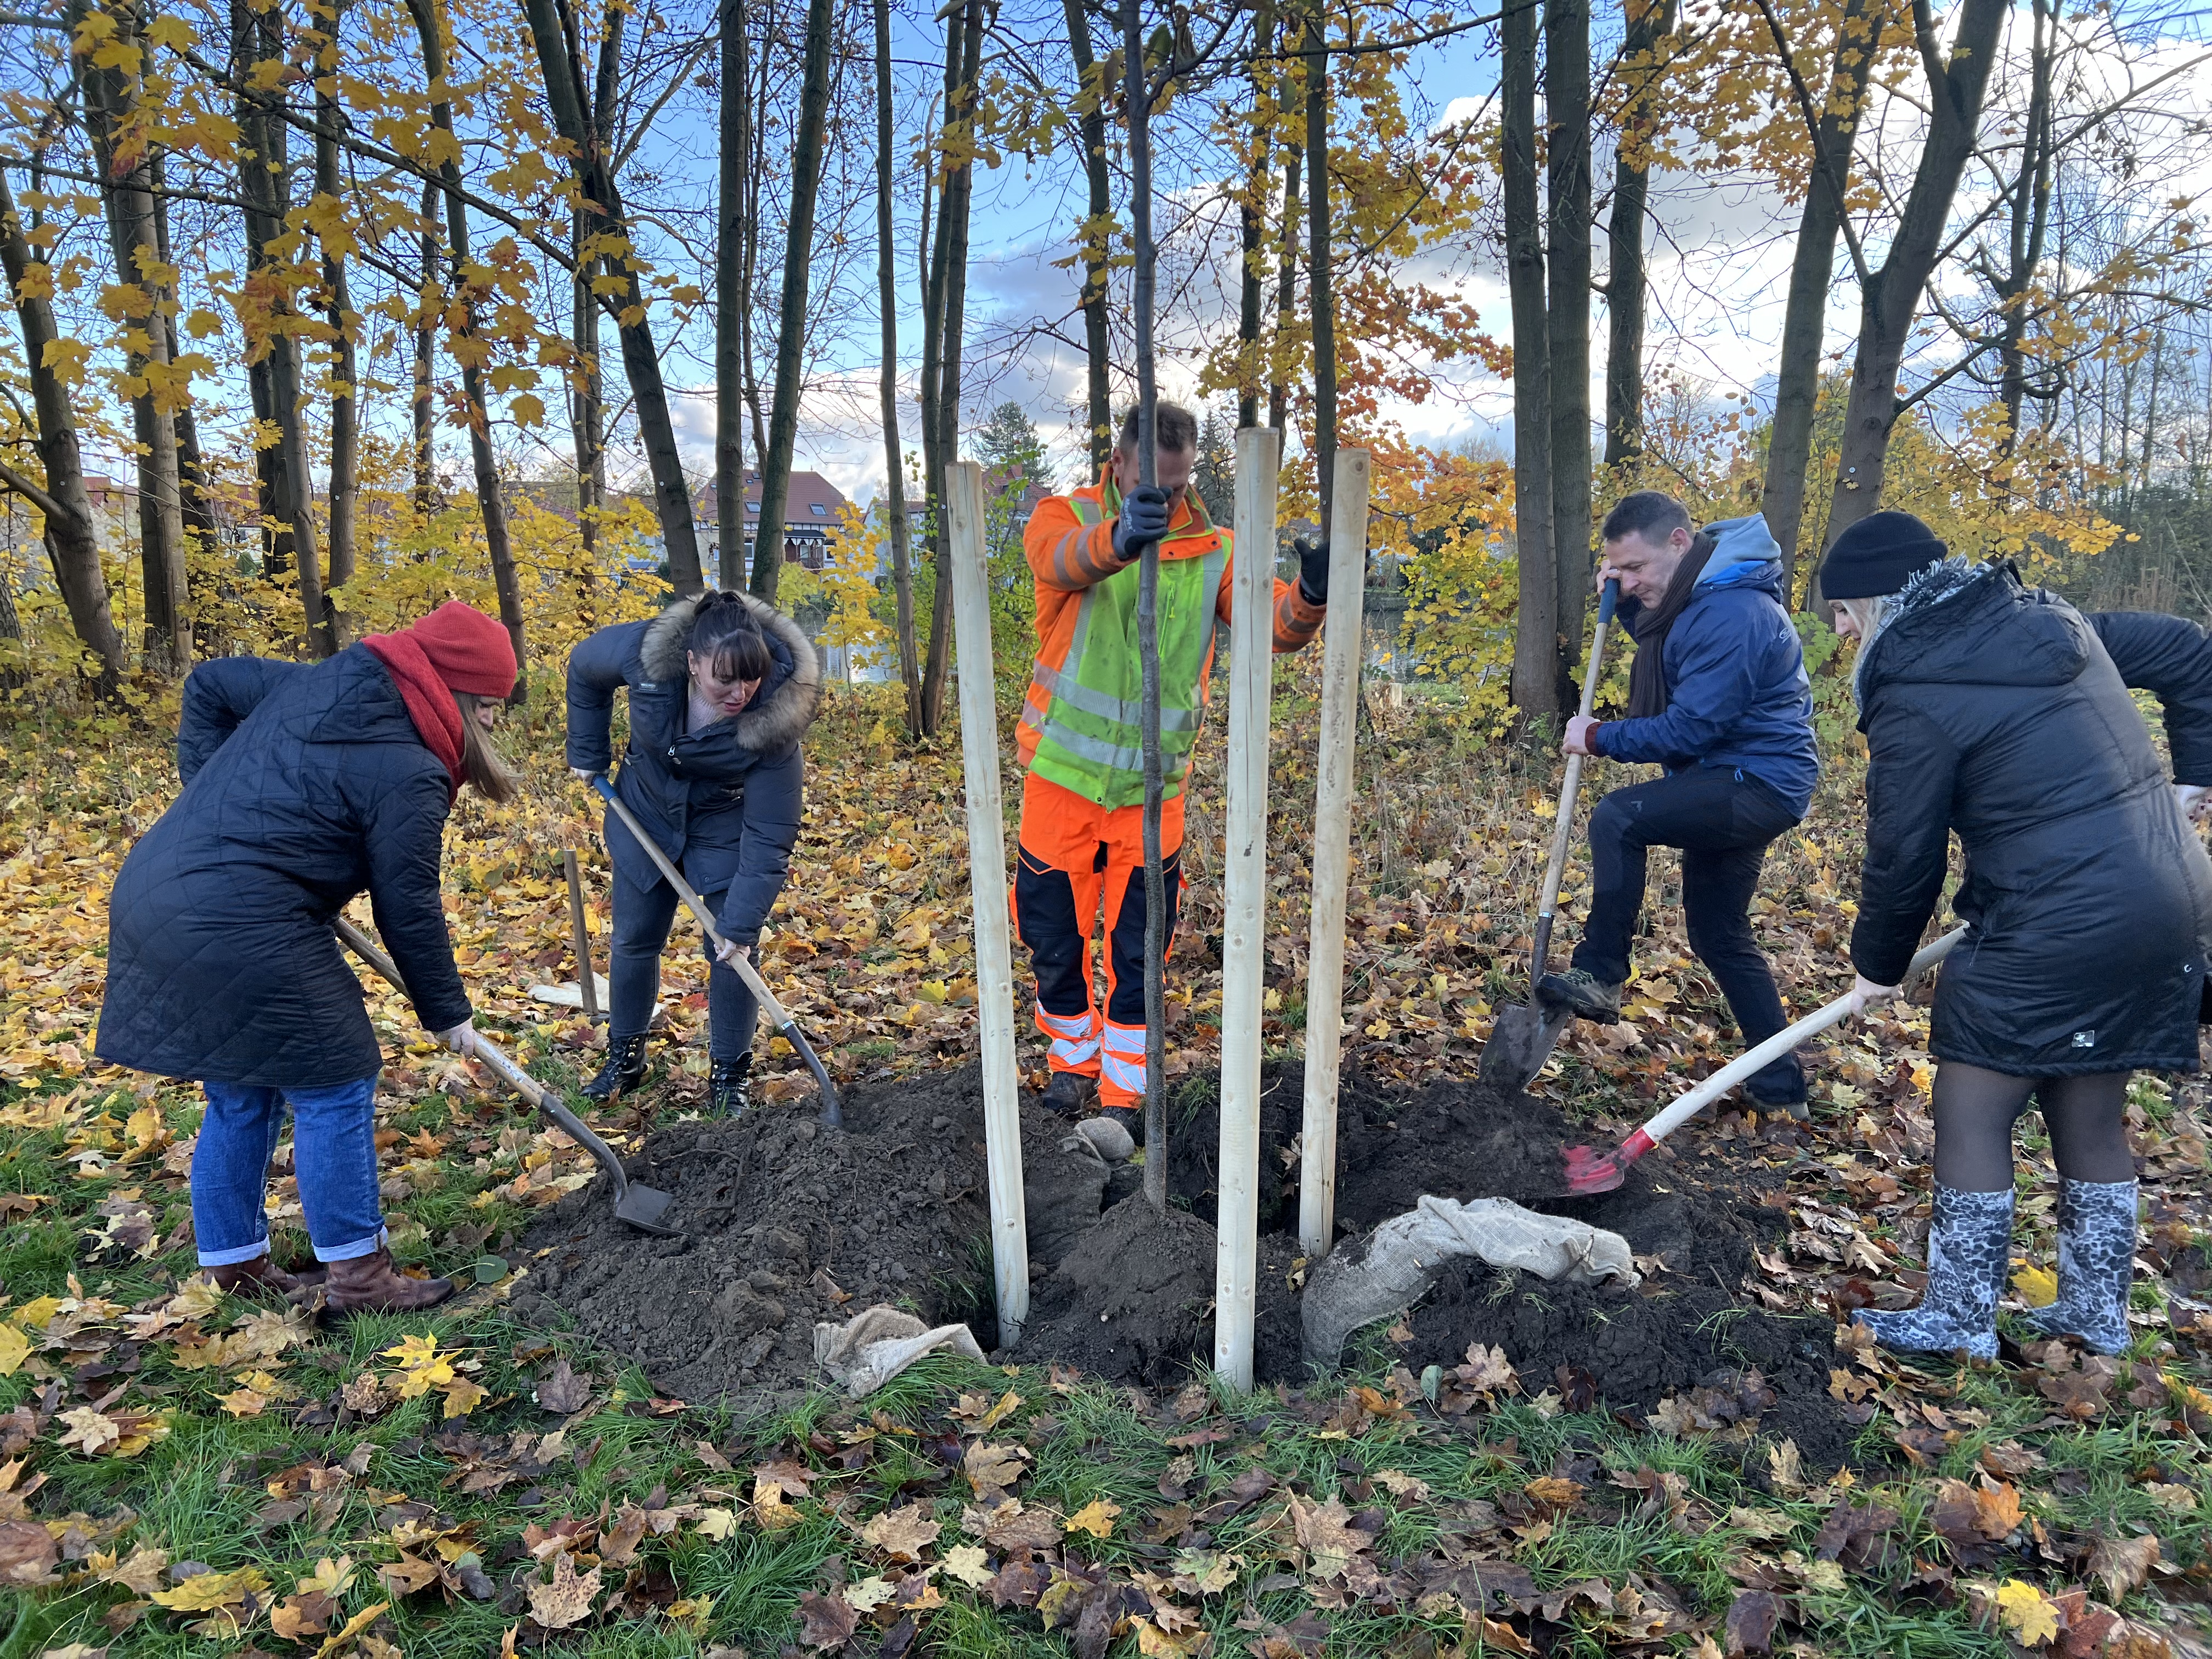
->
<box><xmin>566</xmin><ymin>590</ymin><xmax>820</xmax><ymax>1114</ymax></box>
<box><xmin>1824</xmin><ymin>512</ymin><xmax>2212</xmax><ymax>1361</ymax></box>
<box><xmin>96</xmin><ymin>601</ymin><xmax>521</xmax><ymax>1313</ymax></box>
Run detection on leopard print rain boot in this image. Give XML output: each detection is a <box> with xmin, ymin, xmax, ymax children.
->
<box><xmin>1855</xmin><ymin>1185</ymin><xmax>2015</xmax><ymax>1361</ymax></box>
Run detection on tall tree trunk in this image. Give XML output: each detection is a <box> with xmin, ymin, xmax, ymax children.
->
<box><xmin>1602</xmin><ymin>0</ymin><xmax>1673</xmax><ymax>465</ymax></box>
<box><xmin>413</xmin><ymin>178</ymin><xmax>438</xmax><ymax>516</ymax></box>
<box><xmin>1061</xmin><ymin>0</ymin><xmax>1114</xmax><ymax>472</ymax></box>
<box><xmin>233</xmin><ymin>0</ymin><xmax>330</xmax><ymax>656</ymax></box>
<box><xmin>1995</xmin><ymin>0</ymin><xmax>2055</xmax><ymax>457</ymax></box>
<box><xmin>876</xmin><ymin>0</ymin><xmax>922</xmax><ymax>732</ymax></box>
<box><xmin>1269</xmin><ymin>142</ymin><xmax>1300</xmax><ymax>432</ymax></box>
<box><xmin>150</xmin><ymin>165</ymin><xmax>217</xmax><ymax>558</ymax></box>
<box><xmin>1503</xmin><ymin>0</ymin><xmax>1558</xmax><ymax>715</ymax></box>
<box><xmin>1545</xmin><ymin>0</ymin><xmax>1592</xmax><ymax>674</ymax></box>
<box><xmin>717</xmin><ymin>0</ymin><xmax>749</xmax><ymax>590</ymax></box>
<box><xmin>917</xmin><ymin>0</ymin><xmax>982</xmax><ymax>736</ymax></box>
<box><xmin>1758</xmin><ymin>0</ymin><xmax>1878</xmax><ymax>595</ymax></box>
<box><xmin>521</xmin><ymin>0</ymin><xmax>705</xmax><ymax>599</ymax></box>
<box><xmin>1236</xmin><ymin>0</ymin><xmax>1276</xmax><ymax>432</ymax></box>
<box><xmin>408</xmin><ymin>0</ymin><xmax>526</xmax><ymax>684</ymax></box>
<box><xmin>1821</xmin><ymin>0</ymin><xmax>2009</xmax><ymax>558</ymax></box>
<box><xmin>315</xmin><ymin>0</ymin><xmax>358</xmax><ymax>647</ymax></box>
<box><xmin>1304</xmin><ymin>10</ymin><xmax>1336</xmax><ymax>530</ymax></box>
<box><xmin>0</xmin><ymin>168</ymin><xmax>125</xmax><ymax>691</ymax></box>
<box><xmin>751</xmin><ymin>0</ymin><xmax>834</xmax><ymax>600</ymax></box>
<box><xmin>74</xmin><ymin>0</ymin><xmax>190</xmax><ymax>674</ymax></box>
<box><xmin>571</xmin><ymin>213</ymin><xmax>604</xmax><ymax>578</ymax></box>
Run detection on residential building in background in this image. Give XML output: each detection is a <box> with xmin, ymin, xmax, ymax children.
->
<box><xmin>695</xmin><ymin>471</ymin><xmax>851</xmax><ymax>575</ymax></box>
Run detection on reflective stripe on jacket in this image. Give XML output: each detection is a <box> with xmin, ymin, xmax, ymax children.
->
<box><xmin>1017</xmin><ymin>471</ymin><xmax>1325</xmax><ymax>808</ymax></box>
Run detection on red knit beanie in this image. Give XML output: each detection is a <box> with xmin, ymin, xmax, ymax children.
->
<box><xmin>398</xmin><ymin>601</ymin><xmax>516</xmax><ymax>698</ymax></box>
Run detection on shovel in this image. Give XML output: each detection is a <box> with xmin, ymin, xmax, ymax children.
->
<box><xmin>332</xmin><ymin>917</ymin><xmax>679</xmax><ymax>1235</ymax></box>
<box><xmin>589</xmin><ymin>775</ymin><xmax>843</xmax><ymax>1129</ymax></box>
<box><xmin>1479</xmin><ymin>578</ymin><xmax>1620</xmax><ymax>1094</ymax></box>
<box><xmin>1559</xmin><ymin>924</ymin><xmax>1967</xmax><ymax>1195</ymax></box>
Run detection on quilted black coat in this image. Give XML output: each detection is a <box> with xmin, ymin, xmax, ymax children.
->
<box><xmin>94</xmin><ymin>646</ymin><xmax>472</xmax><ymax>1087</ymax></box>
<box><xmin>1850</xmin><ymin>561</ymin><xmax>2212</xmax><ymax>1075</ymax></box>
<box><xmin>565</xmin><ymin>591</ymin><xmax>820</xmax><ymax>939</ymax></box>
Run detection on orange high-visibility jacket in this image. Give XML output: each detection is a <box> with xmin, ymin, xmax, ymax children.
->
<box><xmin>1017</xmin><ymin>469</ymin><xmax>1325</xmax><ymax>808</ymax></box>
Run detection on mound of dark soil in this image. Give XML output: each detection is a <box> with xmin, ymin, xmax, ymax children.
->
<box><xmin>517</xmin><ymin>1057</ymin><xmax>1863</xmax><ymax>1469</ymax></box>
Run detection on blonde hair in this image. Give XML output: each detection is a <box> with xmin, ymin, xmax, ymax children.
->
<box><xmin>453</xmin><ymin>692</ymin><xmax>521</xmax><ymax>802</ymax></box>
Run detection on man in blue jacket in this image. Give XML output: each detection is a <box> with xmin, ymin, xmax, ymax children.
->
<box><xmin>1539</xmin><ymin>491</ymin><xmax>1820</xmax><ymax>1111</ymax></box>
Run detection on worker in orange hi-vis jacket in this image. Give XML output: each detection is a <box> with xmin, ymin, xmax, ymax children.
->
<box><xmin>1014</xmin><ymin>400</ymin><xmax>1333</xmax><ymax>1142</ymax></box>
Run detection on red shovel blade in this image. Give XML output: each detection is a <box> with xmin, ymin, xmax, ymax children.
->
<box><xmin>1560</xmin><ymin>1128</ymin><xmax>1656</xmax><ymax>1197</ymax></box>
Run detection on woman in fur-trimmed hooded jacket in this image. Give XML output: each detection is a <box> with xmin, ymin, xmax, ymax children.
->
<box><xmin>566</xmin><ymin>590</ymin><xmax>821</xmax><ymax>1113</ymax></box>
<box><xmin>1824</xmin><ymin>511</ymin><xmax>2212</xmax><ymax>1362</ymax></box>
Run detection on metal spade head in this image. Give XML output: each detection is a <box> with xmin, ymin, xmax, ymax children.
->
<box><xmin>1477</xmin><ymin>994</ymin><xmax>1577</xmax><ymax>1096</ymax></box>
<box><xmin>610</xmin><ymin>1176</ymin><xmax>680</xmax><ymax>1235</ymax></box>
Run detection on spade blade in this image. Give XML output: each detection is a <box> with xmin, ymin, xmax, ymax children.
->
<box><xmin>1477</xmin><ymin>995</ymin><xmax>1576</xmax><ymax>1095</ymax></box>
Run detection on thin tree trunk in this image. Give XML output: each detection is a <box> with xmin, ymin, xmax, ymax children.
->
<box><xmin>1268</xmin><ymin>142</ymin><xmax>1300</xmax><ymax>432</ymax></box>
<box><xmin>716</xmin><ymin>0</ymin><xmax>749</xmax><ymax>591</ymax></box>
<box><xmin>1758</xmin><ymin>0</ymin><xmax>1877</xmax><ymax>595</ymax></box>
<box><xmin>1122</xmin><ymin>0</ymin><xmax>1168</xmax><ymax>1205</ymax></box>
<box><xmin>1602</xmin><ymin>0</ymin><xmax>1673</xmax><ymax>465</ymax></box>
<box><xmin>1503</xmin><ymin>0</ymin><xmax>1558</xmax><ymax>715</ymax></box>
<box><xmin>751</xmin><ymin>0</ymin><xmax>834</xmax><ymax>600</ymax></box>
<box><xmin>1996</xmin><ymin>0</ymin><xmax>2055</xmax><ymax>456</ymax></box>
<box><xmin>572</xmin><ymin>211</ymin><xmax>604</xmax><ymax>579</ymax></box>
<box><xmin>0</xmin><ymin>168</ymin><xmax>125</xmax><ymax>691</ymax></box>
<box><xmin>1062</xmin><ymin>0</ymin><xmax>1114</xmax><ymax>472</ymax></box>
<box><xmin>917</xmin><ymin>0</ymin><xmax>982</xmax><ymax>736</ymax></box>
<box><xmin>315</xmin><ymin>0</ymin><xmax>358</xmax><ymax>647</ymax></box>
<box><xmin>232</xmin><ymin>0</ymin><xmax>330</xmax><ymax>657</ymax></box>
<box><xmin>1237</xmin><ymin>0</ymin><xmax>1275</xmax><ymax>432</ymax></box>
<box><xmin>1304</xmin><ymin>10</ymin><xmax>1336</xmax><ymax>531</ymax></box>
<box><xmin>876</xmin><ymin>0</ymin><xmax>922</xmax><ymax>732</ymax></box>
<box><xmin>1545</xmin><ymin>0</ymin><xmax>1592</xmax><ymax>673</ymax></box>
<box><xmin>408</xmin><ymin>0</ymin><xmax>526</xmax><ymax>684</ymax></box>
<box><xmin>150</xmin><ymin>165</ymin><xmax>217</xmax><ymax>557</ymax></box>
<box><xmin>523</xmin><ymin>0</ymin><xmax>705</xmax><ymax>599</ymax></box>
<box><xmin>75</xmin><ymin>0</ymin><xmax>189</xmax><ymax>674</ymax></box>
<box><xmin>413</xmin><ymin>178</ymin><xmax>438</xmax><ymax>516</ymax></box>
<box><xmin>1821</xmin><ymin>0</ymin><xmax>2009</xmax><ymax>558</ymax></box>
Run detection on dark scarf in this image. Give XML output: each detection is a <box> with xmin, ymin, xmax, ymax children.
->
<box><xmin>1624</xmin><ymin>531</ymin><xmax>1714</xmax><ymax>719</ymax></box>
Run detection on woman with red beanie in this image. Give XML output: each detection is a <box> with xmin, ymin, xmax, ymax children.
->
<box><xmin>97</xmin><ymin>601</ymin><xmax>520</xmax><ymax>1313</ymax></box>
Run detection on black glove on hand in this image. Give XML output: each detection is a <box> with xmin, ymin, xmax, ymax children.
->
<box><xmin>1111</xmin><ymin>487</ymin><xmax>1172</xmax><ymax>564</ymax></box>
<box><xmin>1295</xmin><ymin>537</ymin><xmax>1330</xmax><ymax>605</ymax></box>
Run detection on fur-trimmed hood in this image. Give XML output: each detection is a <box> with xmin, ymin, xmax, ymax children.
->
<box><xmin>639</xmin><ymin>590</ymin><xmax>821</xmax><ymax>754</ymax></box>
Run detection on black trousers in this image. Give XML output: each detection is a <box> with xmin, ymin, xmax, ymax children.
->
<box><xmin>1570</xmin><ymin>765</ymin><xmax>1805</xmax><ymax>1103</ymax></box>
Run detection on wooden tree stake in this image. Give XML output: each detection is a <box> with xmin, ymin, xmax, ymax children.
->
<box><xmin>1213</xmin><ymin>425</ymin><xmax>1281</xmax><ymax>1392</ymax></box>
<box><xmin>946</xmin><ymin>459</ymin><xmax>1030</xmax><ymax>1342</ymax></box>
<box><xmin>1297</xmin><ymin>447</ymin><xmax>1372</xmax><ymax>1260</ymax></box>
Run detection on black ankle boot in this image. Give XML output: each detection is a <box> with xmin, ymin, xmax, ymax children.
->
<box><xmin>709</xmin><ymin>1053</ymin><xmax>753</xmax><ymax>1116</ymax></box>
<box><xmin>583</xmin><ymin>1033</ymin><xmax>650</xmax><ymax>1101</ymax></box>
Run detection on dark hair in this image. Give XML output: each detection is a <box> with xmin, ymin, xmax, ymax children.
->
<box><xmin>1116</xmin><ymin>401</ymin><xmax>1198</xmax><ymax>455</ymax></box>
<box><xmin>452</xmin><ymin>691</ymin><xmax>521</xmax><ymax>803</ymax></box>
<box><xmin>1601</xmin><ymin>490</ymin><xmax>1692</xmax><ymax>546</ymax></box>
<box><xmin>687</xmin><ymin>590</ymin><xmax>775</xmax><ymax>684</ymax></box>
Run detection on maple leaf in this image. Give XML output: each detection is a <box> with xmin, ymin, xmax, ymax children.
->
<box><xmin>1373</xmin><ymin>1469</ymin><xmax>1430</xmax><ymax>1502</ymax></box>
<box><xmin>2089</xmin><ymin>1532</ymin><xmax>2159</xmax><ymax>1599</ymax></box>
<box><xmin>439</xmin><ymin>1376</ymin><xmax>488</xmax><ymax>1419</ymax></box>
<box><xmin>526</xmin><ymin>1550</ymin><xmax>600</xmax><ymax>1630</ymax></box>
<box><xmin>942</xmin><ymin>1543</ymin><xmax>993</xmax><ymax>1588</ymax></box>
<box><xmin>842</xmin><ymin>1575</ymin><xmax>896</xmax><ymax>1612</ymax></box>
<box><xmin>0</xmin><ymin>1520</ymin><xmax>58</xmax><ymax>1584</ymax></box>
<box><xmin>1064</xmin><ymin>1497</ymin><xmax>1121</xmax><ymax>1538</ymax></box>
<box><xmin>151</xmin><ymin>1565</ymin><xmax>272</xmax><ymax>1613</ymax></box>
<box><xmin>97</xmin><ymin>1544</ymin><xmax>170</xmax><ymax>1595</ymax></box>
<box><xmin>963</xmin><ymin>1441</ymin><xmax>1028</xmax><ymax>1498</ymax></box>
<box><xmin>1971</xmin><ymin>1480</ymin><xmax>2023</xmax><ymax>1541</ymax></box>
<box><xmin>794</xmin><ymin>1590</ymin><xmax>859</xmax><ymax>1648</ymax></box>
<box><xmin>2011</xmin><ymin>1264</ymin><xmax>2059</xmax><ymax>1306</ymax></box>
<box><xmin>534</xmin><ymin>1358</ymin><xmax>591</xmax><ymax>1413</ymax></box>
<box><xmin>860</xmin><ymin>1503</ymin><xmax>941</xmax><ymax>1561</ymax></box>
<box><xmin>0</xmin><ymin>1325</ymin><xmax>30</xmax><ymax>1376</ymax></box>
<box><xmin>270</xmin><ymin>1589</ymin><xmax>334</xmax><ymax>1640</ymax></box>
<box><xmin>1991</xmin><ymin>1579</ymin><xmax>2060</xmax><ymax>1646</ymax></box>
<box><xmin>1722</xmin><ymin>1587</ymin><xmax>1782</xmax><ymax>1655</ymax></box>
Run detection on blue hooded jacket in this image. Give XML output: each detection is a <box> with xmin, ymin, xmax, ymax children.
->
<box><xmin>1592</xmin><ymin>513</ymin><xmax>1819</xmax><ymax>816</ymax></box>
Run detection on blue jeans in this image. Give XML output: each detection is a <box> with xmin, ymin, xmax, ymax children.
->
<box><xmin>611</xmin><ymin>862</ymin><xmax>758</xmax><ymax>1061</ymax></box>
<box><xmin>193</xmin><ymin>1075</ymin><xmax>386</xmax><ymax>1265</ymax></box>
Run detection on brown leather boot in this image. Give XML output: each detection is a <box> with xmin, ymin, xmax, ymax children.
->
<box><xmin>323</xmin><ymin>1246</ymin><xmax>454</xmax><ymax>1314</ymax></box>
<box><xmin>207</xmin><ymin>1254</ymin><xmax>323</xmax><ymax>1299</ymax></box>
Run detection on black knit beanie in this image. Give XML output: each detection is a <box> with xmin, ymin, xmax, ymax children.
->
<box><xmin>1819</xmin><ymin>510</ymin><xmax>1948</xmax><ymax>600</ymax></box>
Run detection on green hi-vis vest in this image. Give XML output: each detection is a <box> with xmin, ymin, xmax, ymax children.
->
<box><xmin>1023</xmin><ymin>487</ymin><xmax>1230</xmax><ymax>810</ymax></box>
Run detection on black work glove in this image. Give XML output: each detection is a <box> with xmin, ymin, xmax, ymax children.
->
<box><xmin>1295</xmin><ymin>537</ymin><xmax>1330</xmax><ymax>605</ymax></box>
<box><xmin>1111</xmin><ymin>487</ymin><xmax>1172</xmax><ymax>564</ymax></box>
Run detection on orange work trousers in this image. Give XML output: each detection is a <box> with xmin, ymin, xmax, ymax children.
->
<box><xmin>1012</xmin><ymin>771</ymin><xmax>1184</xmax><ymax>1109</ymax></box>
